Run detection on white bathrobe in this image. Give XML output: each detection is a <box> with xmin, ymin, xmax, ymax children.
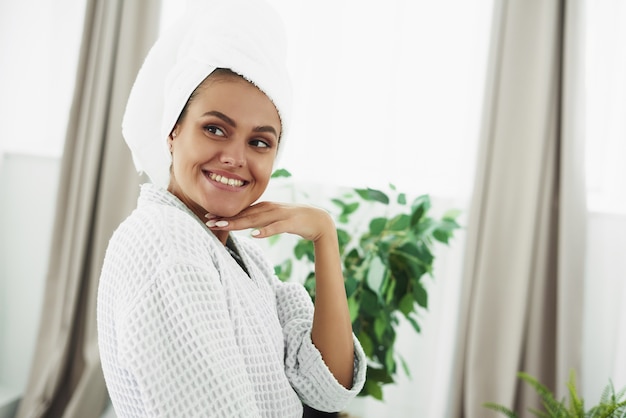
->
<box><xmin>97</xmin><ymin>184</ymin><xmax>366</xmax><ymax>417</ymax></box>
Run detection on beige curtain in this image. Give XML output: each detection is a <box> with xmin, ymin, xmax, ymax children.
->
<box><xmin>16</xmin><ymin>1</ymin><xmax>160</xmax><ymax>417</ymax></box>
<box><xmin>448</xmin><ymin>1</ymin><xmax>587</xmax><ymax>417</ymax></box>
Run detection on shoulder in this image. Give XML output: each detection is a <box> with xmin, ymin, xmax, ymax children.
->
<box><xmin>99</xmin><ymin>193</ymin><xmax>223</xmax><ymax>308</ymax></box>
<box><xmin>109</xmin><ymin>197</ymin><xmax>219</xmax><ymax>266</ymax></box>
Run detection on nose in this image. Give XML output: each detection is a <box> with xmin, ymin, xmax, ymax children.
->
<box><xmin>220</xmin><ymin>140</ymin><xmax>246</xmax><ymax>168</ymax></box>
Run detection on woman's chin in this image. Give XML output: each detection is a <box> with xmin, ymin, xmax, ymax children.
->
<box><xmin>205</xmin><ymin>205</ymin><xmax>245</xmax><ymax>219</ymax></box>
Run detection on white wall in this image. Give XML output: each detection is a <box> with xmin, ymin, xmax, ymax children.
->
<box><xmin>0</xmin><ymin>153</ymin><xmax>60</xmax><ymax>399</ymax></box>
<box><xmin>582</xmin><ymin>210</ymin><xmax>626</xmax><ymax>403</ymax></box>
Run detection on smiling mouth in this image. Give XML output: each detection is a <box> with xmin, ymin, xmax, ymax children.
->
<box><xmin>206</xmin><ymin>171</ymin><xmax>247</xmax><ymax>188</ymax></box>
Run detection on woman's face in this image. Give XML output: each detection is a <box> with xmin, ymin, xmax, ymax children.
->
<box><xmin>167</xmin><ymin>75</ymin><xmax>281</xmax><ymax>220</ymax></box>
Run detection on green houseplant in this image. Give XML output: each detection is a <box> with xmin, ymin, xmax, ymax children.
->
<box><xmin>484</xmin><ymin>371</ymin><xmax>626</xmax><ymax>418</ymax></box>
<box><xmin>269</xmin><ymin>170</ymin><xmax>461</xmax><ymax>405</ymax></box>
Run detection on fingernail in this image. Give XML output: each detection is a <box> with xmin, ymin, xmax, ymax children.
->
<box><xmin>206</xmin><ymin>220</ymin><xmax>217</xmax><ymax>227</ymax></box>
<box><xmin>204</xmin><ymin>213</ymin><xmax>214</xmax><ymax>218</ymax></box>
<box><xmin>215</xmin><ymin>220</ymin><xmax>229</xmax><ymax>227</ymax></box>
<box><xmin>251</xmin><ymin>229</ymin><xmax>260</xmax><ymax>237</ymax></box>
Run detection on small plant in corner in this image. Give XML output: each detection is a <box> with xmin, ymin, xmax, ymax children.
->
<box><xmin>270</xmin><ymin>169</ymin><xmax>461</xmax><ymax>401</ymax></box>
<box><xmin>483</xmin><ymin>370</ymin><xmax>626</xmax><ymax>418</ymax></box>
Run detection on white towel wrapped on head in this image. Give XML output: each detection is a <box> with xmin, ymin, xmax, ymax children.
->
<box><xmin>122</xmin><ymin>0</ymin><xmax>292</xmax><ymax>188</ymax></box>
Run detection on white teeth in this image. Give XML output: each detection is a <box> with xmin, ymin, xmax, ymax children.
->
<box><xmin>208</xmin><ymin>173</ymin><xmax>244</xmax><ymax>187</ymax></box>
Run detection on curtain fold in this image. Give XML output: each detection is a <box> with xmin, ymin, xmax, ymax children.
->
<box><xmin>16</xmin><ymin>1</ymin><xmax>160</xmax><ymax>417</ymax></box>
<box><xmin>448</xmin><ymin>1</ymin><xmax>587</xmax><ymax>417</ymax></box>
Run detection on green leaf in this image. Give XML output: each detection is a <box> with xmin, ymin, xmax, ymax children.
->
<box><xmin>387</xmin><ymin>213</ymin><xmax>410</xmax><ymax>231</ymax></box>
<box><xmin>345</xmin><ymin>275</ymin><xmax>359</xmax><ymax>298</ymax></box>
<box><xmin>355</xmin><ymin>188</ymin><xmax>390</xmax><ymax>204</ymax></box>
<box><xmin>363</xmin><ymin>379</ymin><xmax>384</xmax><ymax>400</ymax></box>
<box><xmin>399</xmin><ymin>355</ymin><xmax>412</xmax><ymax>379</ymax></box>
<box><xmin>566</xmin><ymin>370</ymin><xmax>584</xmax><ymax>416</ymax></box>
<box><xmin>443</xmin><ymin>208</ymin><xmax>462</xmax><ymax>221</ymax></box>
<box><xmin>344</xmin><ymin>248</ymin><xmax>362</xmax><ymax>270</ymax></box>
<box><xmin>360</xmin><ymin>288</ymin><xmax>381</xmax><ymax>317</ymax></box>
<box><xmin>332</xmin><ymin>198</ymin><xmax>359</xmax><ymax>224</ymax></box>
<box><xmin>348</xmin><ymin>296</ymin><xmax>359</xmax><ymax>323</ymax></box>
<box><xmin>389</xmin><ymin>243</ymin><xmax>428</xmax><ymax>284</ymax></box>
<box><xmin>374</xmin><ymin>316</ymin><xmax>387</xmax><ymax>341</ymax></box>
<box><xmin>267</xmin><ymin>234</ymin><xmax>281</xmax><ymax>246</ymax></box>
<box><xmin>410</xmin><ymin>195</ymin><xmax>431</xmax><ymax>227</ymax></box>
<box><xmin>359</xmin><ymin>332</ymin><xmax>374</xmax><ymax>357</ymax></box>
<box><xmin>397</xmin><ymin>193</ymin><xmax>407</xmax><ymax>205</ymax></box>
<box><xmin>399</xmin><ymin>293</ymin><xmax>414</xmax><ymax>315</ymax></box>
<box><xmin>433</xmin><ymin>229</ymin><xmax>450</xmax><ymax>244</ymax></box>
<box><xmin>414</xmin><ymin>241</ymin><xmax>434</xmax><ymax>266</ymax></box>
<box><xmin>384</xmin><ymin>279</ymin><xmax>396</xmax><ymax>304</ymax></box>
<box><xmin>384</xmin><ymin>348</ymin><xmax>396</xmax><ymax>374</ymax></box>
<box><xmin>271</xmin><ymin>168</ymin><xmax>292</xmax><ymax>178</ymax></box>
<box><xmin>294</xmin><ymin>239</ymin><xmax>314</xmax><ymax>262</ymax></box>
<box><xmin>517</xmin><ymin>372</ymin><xmax>564</xmax><ymax>415</ymax></box>
<box><xmin>406</xmin><ymin>315</ymin><xmax>421</xmax><ymax>333</ymax></box>
<box><xmin>337</xmin><ymin>229</ymin><xmax>351</xmax><ymax>254</ymax></box>
<box><xmin>367</xmin><ymin>366</ymin><xmax>394</xmax><ymax>384</ymax></box>
<box><xmin>369</xmin><ymin>217</ymin><xmax>387</xmax><ymax>236</ymax></box>
<box><xmin>366</xmin><ymin>256</ymin><xmax>386</xmax><ymax>295</ymax></box>
<box><xmin>273</xmin><ymin>259</ymin><xmax>292</xmax><ymax>282</ymax></box>
<box><xmin>413</xmin><ymin>217</ymin><xmax>435</xmax><ymax>236</ymax></box>
<box><xmin>411</xmin><ymin>194</ymin><xmax>431</xmax><ymax>211</ymax></box>
<box><xmin>413</xmin><ymin>282</ymin><xmax>428</xmax><ymax>309</ymax></box>
<box><xmin>344</xmin><ymin>202</ymin><xmax>360</xmax><ymax>216</ymax></box>
<box><xmin>331</xmin><ymin>198</ymin><xmax>346</xmax><ymax>209</ymax></box>
<box><xmin>388</xmin><ymin>258</ymin><xmax>410</xmax><ymax>302</ymax></box>
<box><xmin>375</xmin><ymin>240</ymin><xmax>391</xmax><ymax>258</ymax></box>
<box><xmin>482</xmin><ymin>402</ymin><xmax>518</xmax><ymax>418</ymax></box>
<box><xmin>432</xmin><ymin>218</ymin><xmax>461</xmax><ymax>244</ymax></box>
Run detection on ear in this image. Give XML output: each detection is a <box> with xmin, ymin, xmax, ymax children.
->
<box><xmin>169</xmin><ymin>123</ymin><xmax>181</xmax><ymax>139</ymax></box>
<box><xmin>168</xmin><ymin>126</ymin><xmax>179</xmax><ymax>150</ymax></box>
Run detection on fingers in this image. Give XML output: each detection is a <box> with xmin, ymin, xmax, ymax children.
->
<box><xmin>204</xmin><ymin>202</ymin><xmax>331</xmax><ymax>241</ymax></box>
<box><xmin>204</xmin><ymin>202</ymin><xmax>272</xmax><ymax>225</ymax></box>
<box><xmin>248</xmin><ymin>220</ymin><xmax>292</xmax><ymax>239</ymax></box>
<box><xmin>204</xmin><ymin>202</ymin><xmax>287</xmax><ymax>237</ymax></box>
<box><xmin>205</xmin><ymin>217</ymin><xmax>287</xmax><ymax>239</ymax></box>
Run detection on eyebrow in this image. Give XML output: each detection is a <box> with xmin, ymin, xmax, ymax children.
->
<box><xmin>202</xmin><ymin>110</ymin><xmax>279</xmax><ymax>138</ymax></box>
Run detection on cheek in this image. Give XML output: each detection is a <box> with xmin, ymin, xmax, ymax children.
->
<box><xmin>172</xmin><ymin>142</ymin><xmax>200</xmax><ymax>168</ymax></box>
<box><xmin>171</xmin><ymin>152</ymin><xmax>186</xmax><ymax>176</ymax></box>
<box><xmin>255</xmin><ymin>158</ymin><xmax>275</xmax><ymax>183</ymax></box>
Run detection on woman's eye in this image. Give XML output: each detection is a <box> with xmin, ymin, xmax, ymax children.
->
<box><xmin>250</xmin><ymin>139</ymin><xmax>271</xmax><ymax>149</ymax></box>
<box><xmin>204</xmin><ymin>125</ymin><xmax>225</xmax><ymax>136</ymax></box>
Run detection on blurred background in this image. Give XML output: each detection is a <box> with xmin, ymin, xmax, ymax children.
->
<box><xmin>0</xmin><ymin>0</ymin><xmax>624</xmax><ymax>417</ymax></box>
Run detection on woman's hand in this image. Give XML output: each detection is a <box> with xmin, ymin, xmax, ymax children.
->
<box><xmin>205</xmin><ymin>201</ymin><xmax>334</xmax><ymax>242</ymax></box>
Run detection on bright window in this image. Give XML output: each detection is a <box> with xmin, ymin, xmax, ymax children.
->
<box><xmin>0</xmin><ymin>1</ymin><xmax>85</xmax><ymax>158</ymax></box>
<box><xmin>585</xmin><ymin>1</ymin><xmax>626</xmax><ymax>214</ymax></box>
<box><xmin>0</xmin><ymin>0</ymin><xmax>86</xmax><ymax>400</ymax></box>
<box><xmin>159</xmin><ymin>0</ymin><xmax>494</xmax><ymax>201</ymax></box>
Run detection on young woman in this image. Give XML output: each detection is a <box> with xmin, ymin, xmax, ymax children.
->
<box><xmin>96</xmin><ymin>1</ymin><xmax>366</xmax><ymax>417</ymax></box>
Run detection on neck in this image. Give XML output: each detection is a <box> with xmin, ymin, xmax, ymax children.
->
<box><xmin>166</xmin><ymin>183</ymin><xmax>229</xmax><ymax>245</ymax></box>
<box><xmin>212</xmin><ymin>229</ymin><xmax>229</xmax><ymax>245</ymax></box>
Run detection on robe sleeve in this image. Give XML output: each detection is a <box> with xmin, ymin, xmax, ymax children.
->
<box><xmin>271</xmin><ymin>276</ymin><xmax>367</xmax><ymax>412</ymax></box>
